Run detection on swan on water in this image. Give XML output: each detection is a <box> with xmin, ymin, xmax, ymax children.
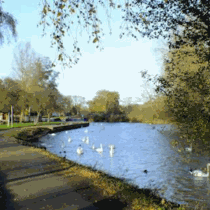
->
<box><xmin>50</xmin><ymin>133</ymin><xmax>56</xmax><ymax>136</ymax></box>
<box><xmin>185</xmin><ymin>143</ymin><xmax>192</xmax><ymax>152</ymax></box>
<box><xmin>82</xmin><ymin>137</ymin><xmax>86</xmax><ymax>142</ymax></box>
<box><xmin>92</xmin><ymin>144</ymin><xmax>95</xmax><ymax>150</ymax></box>
<box><xmin>84</xmin><ymin>128</ymin><xmax>88</xmax><ymax>133</ymax></box>
<box><xmin>77</xmin><ymin>145</ymin><xmax>83</xmax><ymax>155</ymax></box>
<box><xmin>68</xmin><ymin>137</ymin><xmax>72</xmax><ymax>143</ymax></box>
<box><xmin>96</xmin><ymin>144</ymin><xmax>103</xmax><ymax>153</ymax></box>
<box><xmin>109</xmin><ymin>144</ymin><xmax>115</xmax><ymax>149</ymax></box>
<box><xmin>190</xmin><ymin>163</ymin><xmax>210</xmax><ymax>177</ymax></box>
<box><xmin>109</xmin><ymin>151</ymin><xmax>114</xmax><ymax>157</ymax></box>
<box><xmin>85</xmin><ymin>136</ymin><xmax>89</xmax><ymax>144</ymax></box>
<box><xmin>65</xmin><ymin>131</ymin><xmax>68</xmax><ymax>134</ymax></box>
<box><xmin>109</xmin><ymin>146</ymin><xmax>114</xmax><ymax>156</ymax></box>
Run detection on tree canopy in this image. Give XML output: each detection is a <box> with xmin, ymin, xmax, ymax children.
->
<box><xmin>38</xmin><ymin>0</ymin><xmax>210</xmax><ymax>67</ymax></box>
<box><xmin>0</xmin><ymin>0</ymin><xmax>17</xmax><ymax>46</ymax></box>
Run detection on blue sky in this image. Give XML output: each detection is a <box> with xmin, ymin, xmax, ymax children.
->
<box><xmin>0</xmin><ymin>0</ymin><xmax>167</xmax><ymax>105</ymax></box>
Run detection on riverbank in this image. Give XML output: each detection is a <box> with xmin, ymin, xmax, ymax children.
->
<box><xmin>0</xmin><ymin>123</ymin><xmax>186</xmax><ymax>209</ymax></box>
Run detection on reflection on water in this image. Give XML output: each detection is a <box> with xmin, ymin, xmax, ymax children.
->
<box><xmin>38</xmin><ymin>122</ymin><xmax>210</xmax><ymax>209</ymax></box>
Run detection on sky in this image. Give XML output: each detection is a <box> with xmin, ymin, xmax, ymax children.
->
<box><xmin>0</xmin><ymin>0</ymin><xmax>168</xmax><ymax>105</ymax></box>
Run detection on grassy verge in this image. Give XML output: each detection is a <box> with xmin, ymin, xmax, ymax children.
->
<box><xmin>0</xmin><ymin>122</ymin><xmax>64</xmax><ymax>130</ymax></box>
<box><xmin>2</xmin><ymin>127</ymin><xmax>187</xmax><ymax>210</ymax></box>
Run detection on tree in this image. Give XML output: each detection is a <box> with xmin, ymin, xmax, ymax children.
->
<box><xmin>70</xmin><ymin>95</ymin><xmax>86</xmax><ymax>115</ymax></box>
<box><xmin>12</xmin><ymin>42</ymin><xmax>38</xmax><ymax>122</ymax></box>
<box><xmin>0</xmin><ymin>0</ymin><xmax>17</xmax><ymax>46</ymax></box>
<box><xmin>159</xmin><ymin>43</ymin><xmax>210</xmax><ymax>141</ymax></box>
<box><xmin>39</xmin><ymin>0</ymin><xmax>210</xmax><ymax>67</ymax></box>
<box><xmin>88</xmin><ymin>90</ymin><xmax>120</xmax><ymax>115</ymax></box>
<box><xmin>27</xmin><ymin>56</ymin><xmax>59</xmax><ymax>124</ymax></box>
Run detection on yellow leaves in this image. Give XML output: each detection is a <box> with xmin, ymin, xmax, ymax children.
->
<box><xmin>58</xmin><ymin>54</ymin><xmax>63</xmax><ymax>61</ymax></box>
<box><xmin>57</xmin><ymin>12</ymin><xmax>62</xmax><ymax>17</ymax></box>
<box><xmin>59</xmin><ymin>4</ymin><xmax>65</xmax><ymax>10</ymax></box>
<box><xmin>43</xmin><ymin>6</ymin><xmax>47</xmax><ymax>15</ymax></box>
<box><xmin>89</xmin><ymin>8</ymin><xmax>96</xmax><ymax>14</ymax></box>
<box><xmin>93</xmin><ymin>37</ymin><xmax>99</xmax><ymax>43</ymax></box>
<box><xmin>61</xmin><ymin>30</ymin><xmax>65</xmax><ymax>35</ymax></box>
<box><xmin>70</xmin><ymin>8</ymin><xmax>75</xmax><ymax>14</ymax></box>
<box><xmin>93</xmin><ymin>30</ymin><xmax>100</xmax><ymax>34</ymax></box>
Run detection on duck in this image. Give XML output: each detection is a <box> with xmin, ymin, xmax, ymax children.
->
<box><xmin>190</xmin><ymin>163</ymin><xmax>210</xmax><ymax>177</ymax></box>
<box><xmin>68</xmin><ymin>137</ymin><xmax>72</xmax><ymax>143</ymax></box>
<box><xmin>77</xmin><ymin>145</ymin><xmax>83</xmax><ymax>155</ymax></box>
<box><xmin>185</xmin><ymin>143</ymin><xmax>192</xmax><ymax>152</ymax></box>
<box><xmin>143</xmin><ymin>170</ymin><xmax>148</xmax><ymax>174</ymax></box>
<box><xmin>96</xmin><ymin>144</ymin><xmax>103</xmax><ymax>153</ymax></box>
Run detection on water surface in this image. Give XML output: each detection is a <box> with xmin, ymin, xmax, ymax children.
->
<box><xmin>39</xmin><ymin>122</ymin><xmax>210</xmax><ymax>209</ymax></box>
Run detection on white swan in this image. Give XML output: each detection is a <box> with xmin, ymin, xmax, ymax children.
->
<box><xmin>84</xmin><ymin>128</ymin><xmax>88</xmax><ymax>133</ymax></box>
<box><xmin>77</xmin><ymin>145</ymin><xmax>83</xmax><ymax>155</ymax></box>
<box><xmin>92</xmin><ymin>144</ymin><xmax>95</xmax><ymax>150</ymax></box>
<box><xmin>68</xmin><ymin>137</ymin><xmax>72</xmax><ymax>143</ymax></box>
<box><xmin>96</xmin><ymin>144</ymin><xmax>103</xmax><ymax>153</ymax></box>
<box><xmin>50</xmin><ymin>133</ymin><xmax>56</xmax><ymax>136</ymax></box>
<box><xmin>85</xmin><ymin>136</ymin><xmax>89</xmax><ymax>144</ymax></box>
<box><xmin>82</xmin><ymin>137</ymin><xmax>86</xmax><ymax>142</ymax></box>
<box><xmin>109</xmin><ymin>144</ymin><xmax>115</xmax><ymax>149</ymax></box>
<box><xmin>65</xmin><ymin>131</ymin><xmax>68</xmax><ymax>134</ymax></box>
<box><xmin>109</xmin><ymin>146</ymin><xmax>114</xmax><ymax>156</ymax></box>
<box><xmin>190</xmin><ymin>163</ymin><xmax>210</xmax><ymax>177</ymax></box>
<box><xmin>185</xmin><ymin>143</ymin><xmax>192</xmax><ymax>152</ymax></box>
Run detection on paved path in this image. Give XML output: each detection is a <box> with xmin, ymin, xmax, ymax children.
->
<box><xmin>0</xmin><ymin>128</ymin><xmax>126</xmax><ymax>210</ymax></box>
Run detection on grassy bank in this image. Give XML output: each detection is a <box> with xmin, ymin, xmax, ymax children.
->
<box><xmin>2</xmin><ymin>126</ymin><xmax>187</xmax><ymax>210</ymax></box>
<box><xmin>0</xmin><ymin>122</ymin><xmax>64</xmax><ymax>130</ymax></box>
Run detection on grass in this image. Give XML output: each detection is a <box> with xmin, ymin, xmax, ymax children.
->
<box><xmin>0</xmin><ymin>122</ymin><xmax>63</xmax><ymax>130</ymax></box>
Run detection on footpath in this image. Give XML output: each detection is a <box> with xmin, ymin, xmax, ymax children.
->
<box><xmin>0</xmin><ymin>124</ymin><xmax>126</xmax><ymax>210</ymax></box>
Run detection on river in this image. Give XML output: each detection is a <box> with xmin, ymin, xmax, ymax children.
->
<box><xmin>38</xmin><ymin>122</ymin><xmax>210</xmax><ymax>209</ymax></box>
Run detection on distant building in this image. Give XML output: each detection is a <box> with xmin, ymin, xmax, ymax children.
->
<box><xmin>52</xmin><ymin>112</ymin><xmax>60</xmax><ymax>117</ymax></box>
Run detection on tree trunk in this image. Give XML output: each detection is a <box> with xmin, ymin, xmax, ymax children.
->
<box><xmin>7</xmin><ymin>112</ymin><xmax>10</xmax><ymax>127</ymax></box>
<box><xmin>47</xmin><ymin>112</ymin><xmax>51</xmax><ymax>123</ymax></box>
<box><xmin>29</xmin><ymin>107</ymin><xmax>31</xmax><ymax>122</ymax></box>
<box><xmin>20</xmin><ymin>110</ymin><xmax>24</xmax><ymax>123</ymax></box>
<box><xmin>34</xmin><ymin>111</ymin><xmax>40</xmax><ymax>125</ymax></box>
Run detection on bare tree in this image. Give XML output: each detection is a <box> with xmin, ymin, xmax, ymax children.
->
<box><xmin>12</xmin><ymin>42</ymin><xmax>37</xmax><ymax>122</ymax></box>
